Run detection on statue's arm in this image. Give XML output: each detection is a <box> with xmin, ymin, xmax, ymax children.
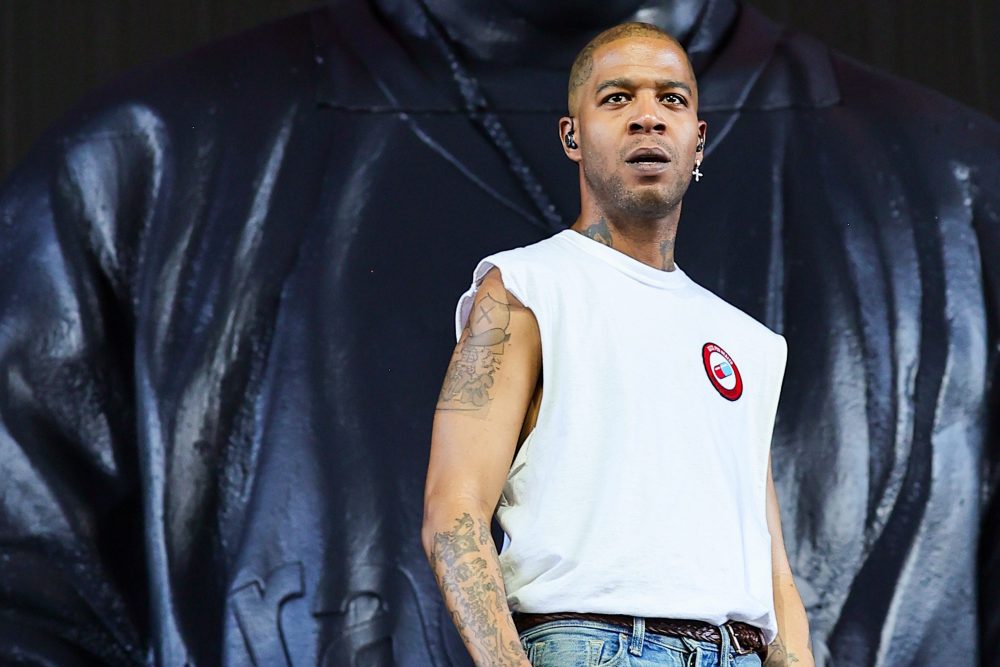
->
<box><xmin>976</xmin><ymin>151</ymin><xmax>1000</xmax><ymax>657</ymax></box>
<box><xmin>0</xmin><ymin>130</ymin><xmax>144</xmax><ymax>665</ymax></box>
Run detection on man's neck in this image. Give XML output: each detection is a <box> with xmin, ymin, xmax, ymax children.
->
<box><xmin>570</xmin><ymin>214</ymin><xmax>680</xmax><ymax>272</ymax></box>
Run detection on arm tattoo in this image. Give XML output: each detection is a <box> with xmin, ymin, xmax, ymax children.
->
<box><xmin>437</xmin><ymin>291</ymin><xmax>511</xmax><ymax>416</ymax></box>
<box><xmin>764</xmin><ymin>635</ymin><xmax>800</xmax><ymax>666</ymax></box>
<box><xmin>429</xmin><ymin>513</ymin><xmax>525</xmax><ymax>666</ymax></box>
<box><xmin>580</xmin><ymin>217</ymin><xmax>614</xmax><ymax>248</ymax></box>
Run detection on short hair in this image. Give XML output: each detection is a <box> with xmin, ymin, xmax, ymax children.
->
<box><xmin>567</xmin><ymin>22</ymin><xmax>692</xmax><ymax>115</ymax></box>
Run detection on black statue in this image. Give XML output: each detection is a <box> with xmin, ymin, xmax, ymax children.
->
<box><xmin>0</xmin><ymin>1</ymin><xmax>997</xmax><ymax>665</ymax></box>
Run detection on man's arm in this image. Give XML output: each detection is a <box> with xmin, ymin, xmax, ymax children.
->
<box><xmin>422</xmin><ymin>266</ymin><xmax>540</xmax><ymax>667</ymax></box>
<box><xmin>764</xmin><ymin>450</ymin><xmax>815</xmax><ymax>666</ymax></box>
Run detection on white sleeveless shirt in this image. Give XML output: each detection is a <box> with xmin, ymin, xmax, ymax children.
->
<box><xmin>453</xmin><ymin>228</ymin><xmax>788</xmax><ymax>645</ymax></box>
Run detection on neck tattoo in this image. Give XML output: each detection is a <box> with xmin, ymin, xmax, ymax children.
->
<box><xmin>659</xmin><ymin>237</ymin><xmax>675</xmax><ymax>270</ymax></box>
<box><xmin>581</xmin><ymin>218</ymin><xmax>614</xmax><ymax>248</ymax></box>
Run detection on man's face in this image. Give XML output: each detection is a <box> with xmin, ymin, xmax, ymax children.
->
<box><xmin>573</xmin><ymin>36</ymin><xmax>705</xmax><ymax>220</ymax></box>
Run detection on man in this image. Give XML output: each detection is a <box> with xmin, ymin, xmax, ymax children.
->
<box><xmin>423</xmin><ymin>23</ymin><xmax>814</xmax><ymax>666</ymax></box>
<box><xmin>0</xmin><ymin>1</ymin><xmax>996</xmax><ymax>664</ymax></box>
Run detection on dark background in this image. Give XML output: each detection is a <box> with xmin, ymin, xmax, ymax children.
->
<box><xmin>1</xmin><ymin>0</ymin><xmax>998</xmax><ymax>181</ymax></box>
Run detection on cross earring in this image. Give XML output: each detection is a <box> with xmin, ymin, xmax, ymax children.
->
<box><xmin>692</xmin><ymin>161</ymin><xmax>703</xmax><ymax>182</ymax></box>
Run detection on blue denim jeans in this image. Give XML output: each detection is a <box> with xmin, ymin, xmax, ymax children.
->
<box><xmin>518</xmin><ymin>617</ymin><xmax>765</xmax><ymax>667</ymax></box>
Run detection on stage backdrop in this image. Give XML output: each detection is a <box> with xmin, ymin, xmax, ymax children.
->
<box><xmin>1</xmin><ymin>0</ymin><xmax>998</xmax><ymax>180</ymax></box>
<box><xmin>1</xmin><ymin>1</ymin><xmax>999</xmax><ymax>666</ymax></box>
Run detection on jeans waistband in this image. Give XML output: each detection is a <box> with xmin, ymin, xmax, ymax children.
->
<box><xmin>512</xmin><ymin>611</ymin><xmax>768</xmax><ymax>662</ymax></box>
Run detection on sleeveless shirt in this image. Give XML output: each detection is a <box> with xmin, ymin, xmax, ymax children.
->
<box><xmin>453</xmin><ymin>228</ymin><xmax>788</xmax><ymax>644</ymax></box>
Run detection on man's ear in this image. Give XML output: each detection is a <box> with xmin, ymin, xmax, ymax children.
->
<box><xmin>695</xmin><ymin>119</ymin><xmax>708</xmax><ymax>158</ymax></box>
<box><xmin>558</xmin><ymin>116</ymin><xmax>581</xmax><ymax>162</ymax></box>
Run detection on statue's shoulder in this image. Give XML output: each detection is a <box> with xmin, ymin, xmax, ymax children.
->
<box><xmin>36</xmin><ymin>8</ymin><xmax>322</xmax><ymax>153</ymax></box>
<box><xmin>828</xmin><ymin>47</ymin><xmax>998</xmax><ymax>135</ymax></box>
<box><xmin>746</xmin><ymin>13</ymin><xmax>1000</xmax><ymax>184</ymax></box>
<box><xmin>740</xmin><ymin>3</ymin><xmax>999</xmax><ymax>143</ymax></box>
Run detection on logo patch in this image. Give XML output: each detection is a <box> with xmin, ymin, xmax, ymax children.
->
<box><xmin>702</xmin><ymin>342</ymin><xmax>743</xmax><ymax>401</ymax></box>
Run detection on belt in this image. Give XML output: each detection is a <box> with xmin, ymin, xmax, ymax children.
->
<box><xmin>512</xmin><ymin>611</ymin><xmax>768</xmax><ymax>662</ymax></box>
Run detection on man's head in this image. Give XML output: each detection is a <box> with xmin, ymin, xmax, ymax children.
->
<box><xmin>560</xmin><ymin>23</ymin><xmax>707</xmax><ymax>222</ymax></box>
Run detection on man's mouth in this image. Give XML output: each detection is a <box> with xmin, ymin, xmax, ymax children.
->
<box><xmin>625</xmin><ymin>146</ymin><xmax>671</xmax><ymax>172</ymax></box>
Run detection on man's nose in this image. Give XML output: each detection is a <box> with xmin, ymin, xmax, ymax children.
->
<box><xmin>628</xmin><ymin>97</ymin><xmax>667</xmax><ymax>134</ymax></box>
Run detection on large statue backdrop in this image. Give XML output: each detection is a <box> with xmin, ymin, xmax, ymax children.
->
<box><xmin>0</xmin><ymin>0</ymin><xmax>997</xmax><ymax>665</ymax></box>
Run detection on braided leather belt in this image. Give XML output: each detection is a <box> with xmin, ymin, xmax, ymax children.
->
<box><xmin>512</xmin><ymin>611</ymin><xmax>768</xmax><ymax>662</ymax></box>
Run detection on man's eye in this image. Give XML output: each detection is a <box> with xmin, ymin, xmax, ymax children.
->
<box><xmin>661</xmin><ymin>93</ymin><xmax>687</xmax><ymax>105</ymax></box>
<box><xmin>604</xmin><ymin>93</ymin><xmax>629</xmax><ymax>104</ymax></box>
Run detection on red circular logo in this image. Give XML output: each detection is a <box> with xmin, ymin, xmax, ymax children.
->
<box><xmin>702</xmin><ymin>342</ymin><xmax>743</xmax><ymax>401</ymax></box>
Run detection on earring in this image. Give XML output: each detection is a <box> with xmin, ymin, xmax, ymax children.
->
<box><xmin>692</xmin><ymin>161</ymin><xmax>703</xmax><ymax>182</ymax></box>
<box><xmin>565</xmin><ymin>131</ymin><xmax>578</xmax><ymax>149</ymax></box>
<box><xmin>696</xmin><ymin>139</ymin><xmax>705</xmax><ymax>152</ymax></box>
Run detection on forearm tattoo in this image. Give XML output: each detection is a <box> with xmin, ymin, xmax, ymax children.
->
<box><xmin>764</xmin><ymin>635</ymin><xmax>800</xmax><ymax>666</ymax></box>
<box><xmin>429</xmin><ymin>513</ymin><xmax>525</xmax><ymax>666</ymax></box>
<box><xmin>437</xmin><ymin>290</ymin><xmax>512</xmax><ymax>416</ymax></box>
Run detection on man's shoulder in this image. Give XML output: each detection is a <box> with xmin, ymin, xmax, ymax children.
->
<box><xmin>477</xmin><ymin>232</ymin><xmax>571</xmax><ymax>272</ymax></box>
<box><xmin>686</xmin><ymin>278</ymin><xmax>784</xmax><ymax>346</ymax></box>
